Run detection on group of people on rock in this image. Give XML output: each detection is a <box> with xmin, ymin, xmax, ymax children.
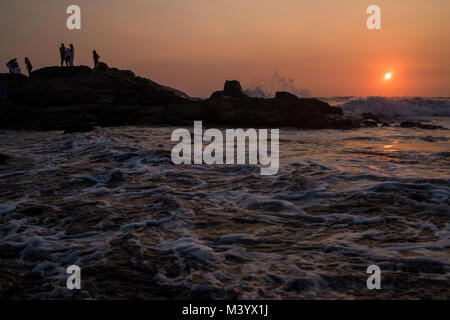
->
<box><xmin>5</xmin><ymin>44</ymin><xmax>102</xmax><ymax>76</ymax></box>
<box><xmin>6</xmin><ymin>58</ymin><xmax>33</xmax><ymax>76</ymax></box>
<box><xmin>59</xmin><ymin>43</ymin><xmax>75</xmax><ymax>67</ymax></box>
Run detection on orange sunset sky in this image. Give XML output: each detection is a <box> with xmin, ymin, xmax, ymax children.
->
<box><xmin>1</xmin><ymin>0</ymin><xmax>449</xmax><ymax>97</ymax></box>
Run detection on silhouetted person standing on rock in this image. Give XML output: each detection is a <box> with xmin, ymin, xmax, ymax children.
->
<box><xmin>93</xmin><ymin>50</ymin><xmax>100</xmax><ymax>70</ymax></box>
<box><xmin>64</xmin><ymin>47</ymin><xmax>72</xmax><ymax>67</ymax></box>
<box><xmin>69</xmin><ymin>44</ymin><xmax>75</xmax><ymax>66</ymax></box>
<box><xmin>59</xmin><ymin>43</ymin><xmax>66</xmax><ymax>67</ymax></box>
<box><xmin>24</xmin><ymin>57</ymin><xmax>33</xmax><ymax>76</ymax></box>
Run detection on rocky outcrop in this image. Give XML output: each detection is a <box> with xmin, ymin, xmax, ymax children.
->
<box><xmin>0</xmin><ymin>66</ymin><xmax>195</xmax><ymax>131</ymax></box>
<box><xmin>223</xmin><ymin>80</ymin><xmax>246</xmax><ymax>98</ymax></box>
<box><xmin>0</xmin><ymin>67</ymin><xmax>359</xmax><ymax>131</ymax></box>
<box><xmin>0</xmin><ymin>65</ymin><xmax>192</xmax><ymax>108</ymax></box>
<box><xmin>199</xmin><ymin>85</ymin><xmax>357</xmax><ymax>129</ymax></box>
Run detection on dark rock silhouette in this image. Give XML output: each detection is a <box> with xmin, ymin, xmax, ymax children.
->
<box><xmin>400</xmin><ymin>121</ymin><xmax>446</xmax><ymax>130</ymax></box>
<box><xmin>96</xmin><ymin>62</ymin><xmax>109</xmax><ymax>72</ymax></box>
<box><xmin>361</xmin><ymin>119</ymin><xmax>378</xmax><ymax>127</ymax></box>
<box><xmin>200</xmin><ymin>83</ymin><xmax>355</xmax><ymax>129</ymax></box>
<box><xmin>1</xmin><ymin>66</ymin><xmax>191</xmax><ymax>108</ymax></box>
<box><xmin>361</xmin><ymin>112</ymin><xmax>380</xmax><ymax>123</ymax></box>
<box><xmin>222</xmin><ymin>80</ymin><xmax>246</xmax><ymax>98</ymax></box>
<box><xmin>0</xmin><ymin>66</ymin><xmax>359</xmax><ymax>131</ymax></box>
<box><xmin>275</xmin><ymin>91</ymin><xmax>298</xmax><ymax>100</ymax></box>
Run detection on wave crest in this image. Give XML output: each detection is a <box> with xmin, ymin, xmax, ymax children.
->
<box><xmin>340</xmin><ymin>97</ymin><xmax>450</xmax><ymax>119</ymax></box>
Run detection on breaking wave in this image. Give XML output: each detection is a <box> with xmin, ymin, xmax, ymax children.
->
<box><xmin>340</xmin><ymin>97</ymin><xmax>450</xmax><ymax>119</ymax></box>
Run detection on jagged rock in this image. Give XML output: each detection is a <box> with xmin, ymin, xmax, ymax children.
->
<box><xmin>223</xmin><ymin>80</ymin><xmax>246</xmax><ymax>98</ymax></box>
<box><xmin>275</xmin><ymin>91</ymin><xmax>298</xmax><ymax>100</ymax></box>
<box><xmin>400</xmin><ymin>121</ymin><xmax>445</xmax><ymax>130</ymax></box>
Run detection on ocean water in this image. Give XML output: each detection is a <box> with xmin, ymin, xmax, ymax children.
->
<box><xmin>0</xmin><ymin>99</ymin><xmax>449</xmax><ymax>299</ymax></box>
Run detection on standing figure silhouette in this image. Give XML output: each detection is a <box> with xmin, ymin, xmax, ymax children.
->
<box><xmin>64</xmin><ymin>47</ymin><xmax>72</xmax><ymax>67</ymax></box>
<box><xmin>59</xmin><ymin>43</ymin><xmax>66</xmax><ymax>67</ymax></box>
<box><xmin>69</xmin><ymin>44</ymin><xmax>75</xmax><ymax>66</ymax></box>
<box><xmin>93</xmin><ymin>50</ymin><xmax>100</xmax><ymax>70</ymax></box>
<box><xmin>24</xmin><ymin>57</ymin><xmax>33</xmax><ymax>76</ymax></box>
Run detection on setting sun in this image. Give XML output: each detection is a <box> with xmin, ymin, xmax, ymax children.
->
<box><xmin>385</xmin><ymin>72</ymin><xmax>393</xmax><ymax>80</ymax></box>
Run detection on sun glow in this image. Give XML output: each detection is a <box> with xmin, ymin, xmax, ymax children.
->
<box><xmin>385</xmin><ymin>72</ymin><xmax>392</xmax><ymax>80</ymax></box>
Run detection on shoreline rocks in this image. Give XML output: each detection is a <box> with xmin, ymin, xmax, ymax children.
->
<box><xmin>0</xmin><ymin>66</ymin><xmax>374</xmax><ymax>131</ymax></box>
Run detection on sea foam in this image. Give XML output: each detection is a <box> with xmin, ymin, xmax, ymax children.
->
<box><xmin>340</xmin><ymin>97</ymin><xmax>450</xmax><ymax>119</ymax></box>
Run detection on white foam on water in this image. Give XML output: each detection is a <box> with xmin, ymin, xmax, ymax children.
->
<box><xmin>340</xmin><ymin>97</ymin><xmax>450</xmax><ymax>119</ymax></box>
<box><xmin>0</xmin><ymin>124</ymin><xmax>449</xmax><ymax>299</ymax></box>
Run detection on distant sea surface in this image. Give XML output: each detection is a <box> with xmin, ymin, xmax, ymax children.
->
<box><xmin>0</xmin><ymin>96</ymin><xmax>448</xmax><ymax>299</ymax></box>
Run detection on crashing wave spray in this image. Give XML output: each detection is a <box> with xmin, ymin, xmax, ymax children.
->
<box><xmin>244</xmin><ymin>72</ymin><xmax>311</xmax><ymax>98</ymax></box>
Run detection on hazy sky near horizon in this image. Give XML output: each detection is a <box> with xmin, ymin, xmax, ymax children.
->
<box><xmin>1</xmin><ymin>0</ymin><xmax>449</xmax><ymax>97</ymax></box>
